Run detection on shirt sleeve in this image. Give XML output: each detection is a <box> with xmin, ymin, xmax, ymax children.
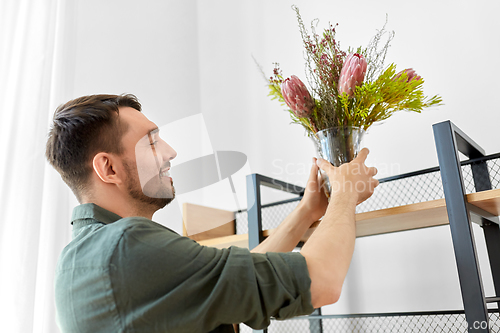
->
<box><xmin>110</xmin><ymin>218</ymin><xmax>314</xmax><ymax>332</ymax></box>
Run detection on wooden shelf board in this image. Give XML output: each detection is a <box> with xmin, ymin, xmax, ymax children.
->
<box><xmin>467</xmin><ymin>188</ymin><xmax>500</xmax><ymax>216</ymax></box>
<box><xmin>182</xmin><ymin>203</ymin><xmax>235</xmax><ymax>242</ymax></box>
<box><xmin>354</xmin><ymin>199</ymin><xmax>448</xmax><ymax>237</ymax></box>
<box><xmin>197</xmin><ymin>189</ymin><xmax>500</xmax><ymax>249</ymax></box>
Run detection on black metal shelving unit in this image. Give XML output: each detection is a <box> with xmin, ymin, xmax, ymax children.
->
<box><xmin>237</xmin><ymin>121</ymin><xmax>500</xmax><ymax>333</ymax></box>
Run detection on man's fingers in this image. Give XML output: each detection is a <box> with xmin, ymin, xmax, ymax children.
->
<box><xmin>310</xmin><ymin>158</ymin><xmax>319</xmax><ymax>176</ymax></box>
<box><xmin>355</xmin><ymin>148</ymin><xmax>369</xmax><ymax>163</ymax></box>
<box><xmin>307</xmin><ymin>158</ymin><xmax>319</xmax><ymax>186</ymax></box>
<box><xmin>315</xmin><ymin>157</ymin><xmax>332</xmax><ymax>171</ymax></box>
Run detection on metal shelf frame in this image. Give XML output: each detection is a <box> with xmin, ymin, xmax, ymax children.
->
<box><xmin>433</xmin><ymin>120</ymin><xmax>500</xmax><ymax>332</ymax></box>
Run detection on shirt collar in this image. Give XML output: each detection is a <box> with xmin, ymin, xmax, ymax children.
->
<box><xmin>71</xmin><ymin>203</ymin><xmax>123</xmax><ymax>226</ymax></box>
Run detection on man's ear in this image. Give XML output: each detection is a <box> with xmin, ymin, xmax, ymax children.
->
<box><xmin>92</xmin><ymin>153</ymin><xmax>123</xmax><ymax>185</ymax></box>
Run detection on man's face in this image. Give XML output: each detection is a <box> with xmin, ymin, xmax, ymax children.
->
<box><xmin>119</xmin><ymin>107</ymin><xmax>177</xmax><ymax>211</ymax></box>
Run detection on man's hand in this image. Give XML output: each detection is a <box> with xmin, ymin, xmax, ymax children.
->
<box><xmin>297</xmin><ymin>158</ymin><xmax>329</xmax><ymax>224</ymax></box>
<box><xmin>316</xmin><ymin>148</ymin><xmax>379</xmax><ymax>205</ymax></box>
<box><xmin>252</xmin><ymin>149</ymin><xmax>378</xmax><ymax>255</ymax></box>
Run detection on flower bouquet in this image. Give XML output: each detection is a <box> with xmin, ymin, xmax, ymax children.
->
<box><xmin>264</xmin><ymin>6</ymin><xmax>442</xmax><ymax>171</ymax></box>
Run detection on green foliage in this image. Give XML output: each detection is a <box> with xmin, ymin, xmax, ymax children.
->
<box><xmin>336</xmin><ymin>64</ymin><xmax>443</xmax><ymax>129</ymax></box>
<box><xmin>267</xmin><ymin>82</ymin><xmax>286</xmax><ymax>106</ymax></box>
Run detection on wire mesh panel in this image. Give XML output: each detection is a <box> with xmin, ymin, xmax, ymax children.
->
<box><xmin>356</xmin><ymin>169</ymin><xmax>445</xmax><ymax>213</ymax></box>
<box><xmin>236</xmin><ymin>200</ymin><xmax>301</xmax><ymax>235</ymax></box>
<box><xmin>488</xmin><ymin>158</ymin><xmax>500</xmax><ymax>189</ymax></box>
<box><xmin>237</xmin><ymin>311</ymin><xmax>500</xmax><ymax>333</ymax></box>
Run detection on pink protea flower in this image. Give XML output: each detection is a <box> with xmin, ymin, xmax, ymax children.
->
<box><xmin>281</xmin><ymin>75</ymin><xmax>315</xmax><ymax>118</ymax></box>
<box><xmin>338</xmin><ymin>53</ymin><xmax>368</xmax><ymax>97</ymax></box>
<box><xmin>395</xmin><ymin>68</ymin><xmax>422</xmax><ymax>82</ymax></box>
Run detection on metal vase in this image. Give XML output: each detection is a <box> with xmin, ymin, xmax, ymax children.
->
<box><xmin>313</xmin><ymin>126</ymin><xmax>365</xmax><ymax>197</ymax></box>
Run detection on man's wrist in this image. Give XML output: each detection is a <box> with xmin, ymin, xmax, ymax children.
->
<box><xmin>295</xmin><ymin>202</ymin><xmax>317</xmax><ymax>226</ymax></box>
<box><xmin>327</xmin><ymin>190</ymin><xmax>358</xmax><ymax>211</ymax></box>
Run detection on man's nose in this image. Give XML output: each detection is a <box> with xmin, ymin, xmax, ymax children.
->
<box><xmin>161</xmin><ymin>141</ymin><xmax>177</xmax><ymax>161</ymax></box>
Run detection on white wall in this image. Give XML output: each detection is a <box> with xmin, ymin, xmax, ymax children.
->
<box><xmin>67</xmin><ymin>0</ymin><xmax>500</xmax><ymax>319</ymax></box>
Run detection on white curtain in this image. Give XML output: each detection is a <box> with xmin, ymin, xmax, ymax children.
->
<box><xmin>0</xmin><ymin>0</ymin><xmax>76</xmax><ymax>332</ymax></box>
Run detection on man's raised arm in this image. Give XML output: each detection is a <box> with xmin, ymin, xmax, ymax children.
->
<box><xmin>250</xmin><ymin>158</ymin><xmax>329</xmax><ymax>254</ymax></box>
<box><xmin>300</xmin><ymin>148</ymin><xmax>378</xmax><ymax>308</ymax></box>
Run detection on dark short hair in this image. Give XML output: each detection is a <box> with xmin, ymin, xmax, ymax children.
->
<box><xmin>45</xmin><ymin>94</ymin><xmax>142</xmax><ymax>202</ymax></box>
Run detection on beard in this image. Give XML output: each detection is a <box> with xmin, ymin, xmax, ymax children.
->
<box><xmin>122</xmin><ymin>159</ymin><xmax>175</xmax><ymax>213</ymax></box>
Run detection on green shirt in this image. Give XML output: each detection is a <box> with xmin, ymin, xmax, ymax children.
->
<box><xmin>55</xmin><ymin>203</ymin><xmax>314</xmax><ymax>332</ymax></box>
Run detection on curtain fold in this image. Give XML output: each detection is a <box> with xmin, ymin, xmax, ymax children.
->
<box><xmin>0</xmin><ymin>0</ymin><xmax>76</xmax><ymax>332</ymax></box>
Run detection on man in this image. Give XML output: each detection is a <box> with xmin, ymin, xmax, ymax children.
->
<box><xmin>46</xmin><ymin>94</ymin><xmax>378</xmax><ymax>332</ymax></box>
